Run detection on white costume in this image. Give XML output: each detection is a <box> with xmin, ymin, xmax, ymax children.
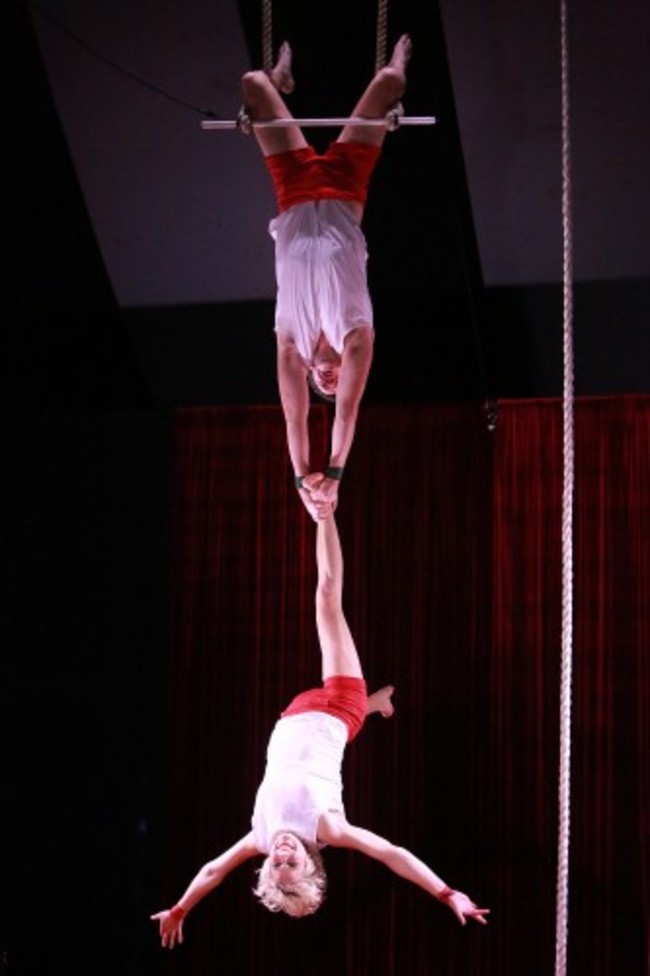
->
<box><xmin>251</xmin><ymin>711</ymin><xmax>347</xmax><ymax>853</ymax></box>
<box><xmin>269</xmin><ymin>200</ymin><xmax>374</xmax><ymax>363</ymax></box>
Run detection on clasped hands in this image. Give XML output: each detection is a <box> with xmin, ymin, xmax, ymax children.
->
<box><xmin>297</xmin><ymin>472</ymin><xmax>339</xmax><ymax>521</ymax></box>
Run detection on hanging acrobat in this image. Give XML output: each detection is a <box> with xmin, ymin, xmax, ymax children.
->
<box><xmin>204</xmin><ymin>31</ymin><xmax>433</xmax><ymax>522</ymax></box>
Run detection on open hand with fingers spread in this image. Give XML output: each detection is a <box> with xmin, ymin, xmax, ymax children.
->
<box><xmin>150</xmin><ymin>905</ymin><xmax>186</xmax><ymax>949</ymax></box>
<box><xmin>438</xmin><ymin>887</ymin><xmax>490</xmax><ymax>926</ymax></box>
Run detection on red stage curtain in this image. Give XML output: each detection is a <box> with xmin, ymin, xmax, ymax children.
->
<box><xmin>489</xmin><ymin>395</ymin><xmax>649</xmax><ymax>976</ymax></box>
<box><xmin>159</xmin><ymin>396</ymin><xmax>648</xmax><ymax>976</ymax></box>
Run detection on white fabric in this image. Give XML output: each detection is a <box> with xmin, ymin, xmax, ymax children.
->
<box><xmin>251</xmin><ymin>712</ymin><xmax>347</xmax><ymax>853</ymax></box>
<box><xmin>270</xmin><ymin>200</ymin><xmax>374</xmax><ymax>362</ymax></box>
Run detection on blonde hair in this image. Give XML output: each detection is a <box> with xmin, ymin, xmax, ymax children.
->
<box><xmin>253</xmin><ymin>842</ymin><xmax>327</xmax><ymax>918</ymax></box>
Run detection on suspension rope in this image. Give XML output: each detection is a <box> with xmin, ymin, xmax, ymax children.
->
<box><xmin>261</xmin><ymin>0</ymin><xmax>273</xmax><ymax>76</ymax></box>
<box><xmin>555</xmin><ymin>0</ymin><xmax>575</xmax><ymax>973</ymax></box>
<box><xmin>261</xmin><ymin>0</ymin><xmax>389</xmax><ymax>72</ymax></box>
<box><xmin>214</xmin><ymin>0</ymin><xmax>433</xmax><ymax>135</ymax></box>
<box><xmin>375</xmin><ymin>0</ymin><xmax>389</xmax><ymax>71</ymax></box>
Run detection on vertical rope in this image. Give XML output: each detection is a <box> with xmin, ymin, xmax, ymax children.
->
<box><xmin>555</xmin><ymin>0</ymin><xmax>575</xmax><ymax>974</ymax></box>
<box><xmin>262</xmin><ymin>0</ymin><xmax>388</xmax><ymax>78</ymax></box>
<box><xmin>261</xmin><ymin>0</ymin><xmax>273</xmax><ymax>75</ymax></box>
<box><xmin>375</xmin><ymin>0</ymin><xmax>388</xmax><ymax>71</ymax></box>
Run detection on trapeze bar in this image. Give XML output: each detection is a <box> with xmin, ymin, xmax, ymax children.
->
<box><xmin>201</xmin><ymin>115</ymin><xmax>436</xmax><ymax>131</ymax></box>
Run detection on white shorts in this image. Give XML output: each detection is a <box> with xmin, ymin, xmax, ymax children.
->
<box><xmin>269</xmin><ymin>199</ymin><xmax>374</xmax><ymax>363</ymax></box>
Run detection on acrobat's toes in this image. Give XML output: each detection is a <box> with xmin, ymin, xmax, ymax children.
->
<box><xmin>378</xmin><ymin>684</ymin><xmax>396</xmax><ymax>718</ymax></box>
<box><xmin>271</xmin><ymin>40</ymin><xmax>295</xmax><ymax>95</ymax></box>
<box><xmin>389</xmin><ymin>34</ymin><xmax>412</xmax><ymax>72</ymax></box>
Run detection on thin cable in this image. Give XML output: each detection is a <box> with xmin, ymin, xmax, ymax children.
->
<box><xmin>555</xmin><ymin>0</ymin><xmax>575</xmax><ymax>974</ymax></box>
<box><xmin>30</xmin><ymin>2</ymin><xmax>216</xmax><ymax>118</ymax></box>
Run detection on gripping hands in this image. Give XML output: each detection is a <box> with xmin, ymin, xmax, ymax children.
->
<box><xmin>296</xmin><ymin>471</ymin><xmax>342</xmax><ymax>521</ymax></box>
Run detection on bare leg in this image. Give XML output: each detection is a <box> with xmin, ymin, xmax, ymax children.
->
<box><xmin>338</xmin><ymin>33</ymin><xmax>412</xmax><ymax>147</ymax></box>
<box><xmin>241</xmin><ymin>41</ymin><xmax>308</xmax><ymax>157</ymax></box>
<box><xmin>367</xmin><ymin>685</ymin><xmax>395</xmax><ymax>718</ymax></box>
<box><xmin>316</xmin><ymin>514</ymin><xmax>363</xmax><ymax>680</ymax></box>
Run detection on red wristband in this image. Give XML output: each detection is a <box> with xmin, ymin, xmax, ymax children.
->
<box><xmin>169</xmin><ymin>904</ymin><xmax>186</xmax><ymax>921</ymax></box>
<box><xmin>437</xmin><ymin>887</ymin><xmax>456</xmax><ymax>903</ymax></box>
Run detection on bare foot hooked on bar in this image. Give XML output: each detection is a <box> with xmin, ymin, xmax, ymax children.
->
<box><xmin>388</xmin><ymin>33</ymin><xmax>412</xmax><ymax>77</ymax></box>
<box><xmin>270</xmin><ymin>40</ymin><xmax>295</xmax><ymax>94</ymax></box>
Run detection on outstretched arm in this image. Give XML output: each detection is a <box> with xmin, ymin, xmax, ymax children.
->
<box><xmin>150</xmin><ymin>832</ymin><xmax>259</xmax><ymax>949</ymax></box>
<box><xmin>309</xmin><ymin>327</ymin><xmax>374</xmax><ymax>508</ymax></box>
<box><xmin>277</xmin><ymin>334</ymin><xmax>332</xmax><ymax>521</ymax></box>
<box><xmin>276</xmin><ymin>335</ymin><xmax>331</xmax><ymax>521</ymax></box>
<box><xmin>318</xmin><ymin>814</ymin><xmax>489</xmax><ymax>926</ymax></box>
<box><xmin>330</xmin><ymin>326</ymin><xmax>374</xmax><ymax>467</ymax></box>
<box><xmin>276</xmin><ymin>333</ymin><xmax>310</xmax><ymax>476</ymax></box>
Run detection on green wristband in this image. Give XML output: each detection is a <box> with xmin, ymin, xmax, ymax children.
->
<box><xmin>325</xmin><ymin>466</ymin><xmax>344</xmax><ymax>481</ymax></box>
<box><xmin>295</xmin><ymin>475</ymin><xmax>305</xmax><ymax>490</ymax></box>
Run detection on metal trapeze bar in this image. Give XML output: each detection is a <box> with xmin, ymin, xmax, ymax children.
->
<box><xmin>201</xmin><ymin>115</ymin><xmax>437</xmax><ymax>131</ymax></box>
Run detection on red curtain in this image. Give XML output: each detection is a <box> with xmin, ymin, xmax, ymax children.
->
<box><xmin>159</xmin><ymin>396</ymin><xmax>649</xmax><ymax>976</ymax></box>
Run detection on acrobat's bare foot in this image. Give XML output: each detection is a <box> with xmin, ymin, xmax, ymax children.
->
<box><xmin>270</xmin><ymin>40</ymin><xmax>295</xmax><ymax>95</ymax></box>
<box><xmin>388</xmin><ymin>34</ymin><xmax>412</xmax><ymax>77</ymax></box>
<box><xmin>368</xmin><ymin>685</ymin><xmax>395</xmax><ymax>719</ymax></box>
